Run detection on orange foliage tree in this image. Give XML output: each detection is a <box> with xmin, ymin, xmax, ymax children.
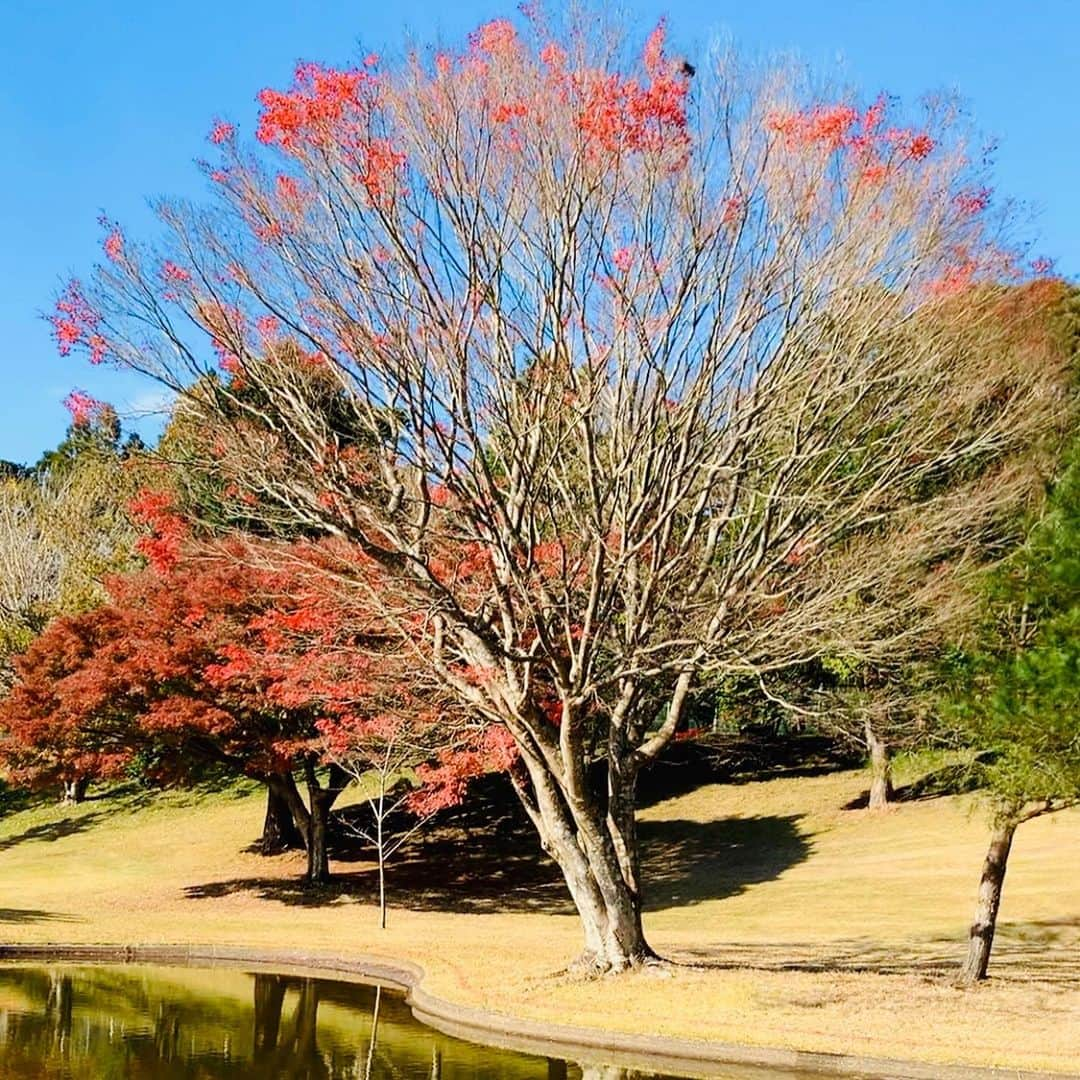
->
<box><xmin>0</xmin><ymin>499</ymin><xmax>491</xmax><ymax>884</ymax></box>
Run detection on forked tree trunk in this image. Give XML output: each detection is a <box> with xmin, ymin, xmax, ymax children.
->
<box><xmin>957</xmin><ymin>815</ymin><xmax>1017</xmax><ymax>985</ymax></box>
<box><xmin>61</xmin><ymin>777</ymin><xmax>89</xmax><ymax>804</ymax></box>
<box><xmin>267</xmin><ymin>772</ymin><xmax>311</xmax><ymax>849</ymax></box>
<box><xmin>260</xmin><ymin>781</ymin><xmax>305</xmax><ymax>854</ymax></box>
<box><xmin>303</xmin><ymin>760</ymin><xmax>350</xmax><ymax>885</ymax></box>
<box><xmin>514</xmin><ymin>751</ymin><xmax>654</xmax><ymax>973</ymax></box>
<box><xmin>864</xmin><ymin>718</ymin><xmax>893</xmax><ymax>811</ymax></box>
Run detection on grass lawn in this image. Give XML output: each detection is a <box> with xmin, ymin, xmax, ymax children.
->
<box><xmin>0</xmin><ymin>764</ymin><xmax>1077</xmax><ymax>1073</ymax></box>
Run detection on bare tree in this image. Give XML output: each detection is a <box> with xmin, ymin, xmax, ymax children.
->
<box><xmin>54</xmin><ymin>17</ymin><xmax>1070</xmax><ymax>970</ymax></box>
<box><xmin>330</xmin><ymin>728</ymin><xmax>438</xmax><ymax>931</ymax></box>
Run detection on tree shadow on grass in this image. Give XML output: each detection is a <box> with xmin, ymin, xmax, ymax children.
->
<box><xmin>637</xmin><ymin>733</ymin><xmax>854</xmax><ymax>810</ymax></box>
<box><xmin>0</xmin><ymin>908</ymin><xmax>80</xmax><ymax>924</ymax></box>
<box><xmin>842</xmin><ymin>760</ymin><xmax>989</xmax><ymax>811</ymax></box>
<box><xmin>0</xmin><ymin>812</ymin><xmax>108</xmax><ymax>854</ymax></box>
<box><xmin>0</xmin><ymin>778</ymin><xmax>260</xmax><ymax>855</ymax></box>
<box><xmin>86</xmin><ymin>776</ymin><xmax>257</xmax><ymax>811</ymax></box>
<box><xmin>183</xmin><ymin>813</ymin><xmax>811</xmax><ymax>915</ymax></box>
<box><xmin>641</xmin><ymin>814</ymin><xmax>810</xmax><ymax>910</ymax></box>
<box><xmin>672</xmin><ymin>925</ymin><xmax>1080</xmax><ymax>986</ymax></box>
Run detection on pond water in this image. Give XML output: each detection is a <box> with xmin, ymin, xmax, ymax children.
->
<box><xmin>0</xmin><ymin>962</ymin><xmax>810</xmax><ymax>1079</ymax></box>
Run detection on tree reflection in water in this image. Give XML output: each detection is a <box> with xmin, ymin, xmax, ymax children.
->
<box><xmin>0</xmin><ymin>964</ymin><xmax>696</xmax><ymax>1078</ymax></box>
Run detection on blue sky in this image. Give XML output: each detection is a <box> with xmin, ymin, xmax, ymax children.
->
<box><xmin>2</xmin><ymin>0</ymin><xmax>1078</xmax><ymax>465</ymax></box>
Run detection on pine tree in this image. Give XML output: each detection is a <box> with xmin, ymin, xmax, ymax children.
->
<box><xmin>952</xmin><ymin>437</ymin><xmax>1080</xmax><ymax>983</ymax></box>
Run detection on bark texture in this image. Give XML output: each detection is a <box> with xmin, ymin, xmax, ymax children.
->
<box><xmin>303</xmin><ymin>760</ymin><xmax>350</xmax><ymax>885</ymax></box>
<box><xmin>957</xmin><ymin>815</ymin><xmax>1017</xmax><ymax>985</ymax></box>
<box><xmin>513</xmin><ymin>751</ymin><xmax>656</xmax><ymax>973</ymax></box>
<box><xmin>865</xmin><ymin>719</ymin><xmax>893</xmax><ymax>811</ymax></box>
<box><xmin>260</xmin><ymin>779</ymin><xmax>306</xmax><ymax>854</ymax></box>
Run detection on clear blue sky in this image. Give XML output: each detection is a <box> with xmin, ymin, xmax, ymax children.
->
<box><xmin>2</xmin><ymin>0</ymin><xmax>1078</xmax><ymax>465</ymax></box>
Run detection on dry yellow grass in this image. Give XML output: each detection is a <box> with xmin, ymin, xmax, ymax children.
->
<box><xmin>1</xmin><ymin>767</ymin><xmax>1078</xmax><ymax>1073</ymax></box>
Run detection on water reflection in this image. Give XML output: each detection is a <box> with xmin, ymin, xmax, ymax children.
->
<box><xmin>0</xmin><ymin>964</ymin><xmax>694</xmax><ymax>1079</ymax></box>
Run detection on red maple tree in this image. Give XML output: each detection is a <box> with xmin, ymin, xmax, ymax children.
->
<box><xmin>0</xmin><ymin>496</ymin><xmax>504</xmax><ymax>884</ymax></box>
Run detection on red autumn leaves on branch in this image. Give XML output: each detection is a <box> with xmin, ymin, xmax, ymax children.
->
<box><xmin>0</xmin><ymin>491</ymin><xmax>514</xmax><ymax>834</ymax></box>
<box><xmin>50</xmin><ymin>13</ymin><xmax>1047</xmax><ymax>382</ymax></box>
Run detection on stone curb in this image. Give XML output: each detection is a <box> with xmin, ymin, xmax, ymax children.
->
<box><xmin>0</xmin><ymin>943</ymin><xmax>1074</xmax><ymax>1080</ymax></box>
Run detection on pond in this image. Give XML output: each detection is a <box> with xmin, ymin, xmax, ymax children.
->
<box><xmin>0</xmin><ymin>962</ymin><xmax>831</xmax><ymax>1079</ymax></box>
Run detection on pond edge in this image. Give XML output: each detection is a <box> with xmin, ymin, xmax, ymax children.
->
<box><xmin>0</xmin><ymin>942</ymin><xmax>1074</xmax><ymax>1080</ymax></box>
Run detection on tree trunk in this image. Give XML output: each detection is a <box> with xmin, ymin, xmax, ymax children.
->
<box><xmin>864</xmin><ymin>718</ymin><xmax>893</xmax><ymax>811</ymax></box>
<box><xmin>606</xmin><ymin>758</ymin><xmax>648</xmax><ymax>952</ymax></box>
<box><xmin>61</xmin><ymin>777</ymin><xmax>88</xmax><ymax>804</ymax></box>
<box><xmin>957</xmin><ymin>815</ymin><xmax>1017</xmax><ymax>985</ymax></box>
<box><xmin>513</xmin><ymin>751</ymin><xmax>655</xmax><ymax>973</ymax></box>
<box><xmin>260</xmin><ymin>781</ymin><xmax>305</xmax><ymax>854</ymax></box>
<box><xmin>267</xmin><ymin>771</ymin><xmax>311</xmax><ymax>848</ymax></box>
<box><xmin>303</xmin><ymin>761</ymin><xmax>349</xmax><ymax>885</ymax></box>
<box><xmin>306</xmin><ymin>792</ymin><xmax>333</xmax><ymax>885</ymax></box>
<box><xmin>376</xmin><ymin>796</ymin><xmax>387</xmax><ymax>929</ymax></box>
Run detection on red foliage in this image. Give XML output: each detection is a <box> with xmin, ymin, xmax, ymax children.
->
<box><xmin>954</xmin><ymin>187</ymin><xmax>991</xmax><ymax>216</ymax></box>
<box><xmin>255</xmin><ymin>61</ymin><xmax>405</xmax><ymax>206</ymax></box>
<box><xmin>905</xmin><ymin>132</ymin><xmax>935</xmax><ymax>160</ymax></box>
<box><xmin>469</xmin><ymin>19</ymin><xmax>519</xmax><ymax>57</ymax></box>
<box><xmin>0</xmin><ymin>609</ymin><xmax>135</xmax><ymax>790</ymax></box>
<box><xmin>128</xmin><ymin>488</ymin><xmax>187</xmax><ymax>573</ymax></box>
<box><xmin>62</xmin><ymin>389</ymin><xmax>106</xmax><ymax>427</ymax></box>
<box><xmin>410</xmin><ymin>727</ymin><xmax>518</xmax><ymax>815</ymax></box>
<box><xmin>209</xmin><ymin>119</ymin><xmax>235</xmax><ymax>145</ymax></box>
<box><xmin>0</xmin><ymin>524</ymin><xmax>506</xmax><ymax>815</ymax></box>
<box><xmin>570</xmin><ymin>28</ymin><xmax>691</xmax><ymax>159</ymax></box>
<box><xmin>160</xmin><ymin>260</ymin><xmax>192</xmax><ymax>284</ymax></box>
<box><xmin>50</xmin><ymin>280</ymin><xmax>106</xmax><ymax>363</ymax></box>
<box><xmin>929</xmin><ymin>256</ymin><xmax>979</xmax><ymax>298</ymax></box>
<box><xmin>766</xmin><ymin>95</ymin><xmax>935</xmax><ymax>182</ymax></box>
<box><xmin>257</xmin><ymin>63</ymin><xmax>371</xmax><ymax>150</ymax></box>
<box><xmin>103</xmin><ymin>228</ymin><xmax>124</xmax><ymax>262</ymax></box>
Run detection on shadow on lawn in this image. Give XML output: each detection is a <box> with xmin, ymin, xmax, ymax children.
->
<box><xmin>0</xmin><ymin>777</ymin><xmax>260</xmax><ymax>855</ymax></box>
<box><xmin>183</xmin><ymin>812</ymin><xmax>811</xmax><ymax>915</ymax></box>
<box><xmin>673</xmin><ymin>925</ymin><xmax>1080</xmax><ymax>985</ymax></box>
<box><xmin>0</xmin><ymin>908</ymin><xmax>79</xmax><ymax>924</ymax></box>
<box><xmin>842</xmin><ymin>759</ymin><xmax>991</xmax><ymax>812</ymax></box>
<box><xmin>0</xmin><ymin>812</ymin><xmax>108</xmax><ymax>854</ymax></box>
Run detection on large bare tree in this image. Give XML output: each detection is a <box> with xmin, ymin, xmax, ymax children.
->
<box><xmin>51</xmin><ymin>16</ymin><xmax>1070</xmax><ymax>970</ymax></box>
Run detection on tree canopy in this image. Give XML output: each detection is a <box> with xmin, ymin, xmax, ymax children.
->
<box><xmin>41</xmin><ymin>12</ymin><xmax>1076</xmax><ymax>972</ymax></box>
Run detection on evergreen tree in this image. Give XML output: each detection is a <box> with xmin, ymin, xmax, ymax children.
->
<box><xmin>950</xmin><ymin>437</ymin><xmax>1080</xmax><ymax>983</ymax></box>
